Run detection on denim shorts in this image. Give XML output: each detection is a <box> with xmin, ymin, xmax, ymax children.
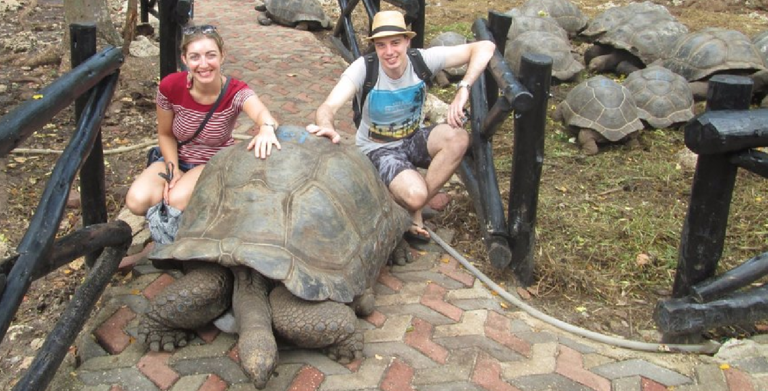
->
<box><xmin>146</xmin><ymin>146</ymin><xmax>198</xmax><ymax>172</ymax></box>
<box><xmin>365</xmin><ymin>126</ymin><xmax>435</xmax><ymax>187</ymax></box>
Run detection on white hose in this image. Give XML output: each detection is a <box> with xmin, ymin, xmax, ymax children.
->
<box><xmin>425</xmin><ymin>227</ymin><xmax>722</xmax><ymax>355</ymax></box>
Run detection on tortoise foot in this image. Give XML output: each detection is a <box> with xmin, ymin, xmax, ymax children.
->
<box><xmin>138</xmin><ymin>263</ymin><xmax>233</xmax><ymax>351</ymax></box>
<box><xmin>137</xmin><ymin>315</ymin><xmax>194</xmax><ymax>352</ymax></box>
<box><xmin>578</xmin><ymin>129</ymin><xmax>600</xmax><ymax>155</ymax></box>
<box><xmin>257</xmin><ymin>12</ymin><xmax>272</xmax><ymax>26</ymax></box>
<box><xmin>325</xmin><ymin>330</ymin><xmax>364</xmax><ymax>364</ymax></box>
<box><xmin>389</xmin><ymin>239</ymin><xmax>413</xmax><ymax>266</ymax></box>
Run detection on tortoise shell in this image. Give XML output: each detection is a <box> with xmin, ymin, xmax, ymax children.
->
<box><xmin>662</xmin><ymin>28</ymin><xmax>765</xmax><ymax>81</ymax></box>
<box><xmin>505</xmin><ymin>8</ymin><xmax>568</xmax><ymax>42</ymax></box>
<box><xmin>582</xmin><ymin>2</ymin><xmax>688</xmax><ymax>65</ymax></box>
<box><xmin>263</xmin><ymin>0</ymin><xmax>331</xmax><ymax>28</ymax></box>
<box><xmin>427</xmin><ymin>32</ymin><xmax>468</xmax><ymax>77</ymax></box>
<box><xmin>150</xmin><ymin>126</ymin><xmax>410</xmax><ymax>303</ymax></box>
<box><xmin>557</xmin><ymin>75</ymin><xmax>643</xmax><ymax>141</ymax></box>
<box><xmin>624</xmin><ymin>66</ymin><xmax>694</xmax><ymax>129</ymax></box>
<box><xmin>505</xmin><ymin>30</ymin><xmax>583</xmax><ymax>82</ymax></box>
<box><xmin>518</xmin><ymin>0</ymin><xmax>587</xmax><ymax>36</ymax></box>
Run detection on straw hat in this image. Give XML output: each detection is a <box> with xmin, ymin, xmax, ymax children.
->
<box><xmin>365</xmin><ymin>11</ymin><xmax>417</xmax><ymax>41</ymax></box>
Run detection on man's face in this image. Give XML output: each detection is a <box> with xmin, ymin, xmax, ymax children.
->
<box><xmin>374</xmin><ymin>35</ymin><xmax>410</xmax><ymax>75</ymax></box>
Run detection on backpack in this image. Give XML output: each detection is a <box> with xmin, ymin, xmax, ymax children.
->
<box><xmin>352</xmin><ymin>48</ymin><xmax>434</xmax><ymax>127</ymax></box>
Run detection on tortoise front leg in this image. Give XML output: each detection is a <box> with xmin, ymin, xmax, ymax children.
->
<box><xmin>138</xmin><ymin>262</ymin><xmax>233</xmax><ymax>352</ymax></box>
<box><xmin>232</xmin><ymin>267</ymin><xmax>278</xmax><ymax>390</ymax></box>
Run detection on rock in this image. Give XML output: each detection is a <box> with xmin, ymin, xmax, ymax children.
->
<box><xmin>424</xmin><ymin>93</ymin><xmax>449</xmax><ymax>124</ymax></box>
<box><xmin>129</xmin><ymin>35</ymin><xmax>159</xmax><ymax>58</ymax></box>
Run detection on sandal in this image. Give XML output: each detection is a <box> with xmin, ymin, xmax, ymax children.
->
<box><xmin>404</xmin><ymin>223</ymin><xmax>430</xmax><ymax>244</ymax></box>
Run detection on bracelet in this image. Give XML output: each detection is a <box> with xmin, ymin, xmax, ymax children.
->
<box><xmin>261</xmin><ymin>122</ymin><xmax>276</xmax><ymax>129</ymax></box>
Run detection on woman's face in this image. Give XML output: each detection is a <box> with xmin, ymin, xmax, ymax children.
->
<box><xmin>182</xmin><ymin>37</ymin><xmax>223</xmax><ymax>86</ymax></box>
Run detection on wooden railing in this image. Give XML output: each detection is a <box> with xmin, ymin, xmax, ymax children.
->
<box><xmin>0</xmin><ymin>24</ymin><xmax>131</xmax><ymax>391</ymax></box>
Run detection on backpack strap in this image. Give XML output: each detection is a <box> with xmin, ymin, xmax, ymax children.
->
<box><xmin>352</xmin><ymin>49</ymin><xmax>433</xmax><ymax>128</ymax></box>
<box><xmin>407</xmin><ymin>48</ymin><xmax>433</xmax><ymax>87</ymax></box>
<box><xmin>353</xmin><ymin>53</ymin><xmax>378</xmax><ymax>128</ymax></box>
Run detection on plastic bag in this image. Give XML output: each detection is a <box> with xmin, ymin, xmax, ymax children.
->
<box><xmin>146</xmin><ymin>201</ymin><xmax>183</xmax><ymax>244</ymax></box>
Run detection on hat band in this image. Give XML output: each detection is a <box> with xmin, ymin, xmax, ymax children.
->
<box><xmin>371</xmin><ymin>25</ymin><xmax>408</xmax><ymax>36</ymax></box>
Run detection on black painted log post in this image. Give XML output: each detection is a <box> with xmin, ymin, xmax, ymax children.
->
<box><xmin>662</xmin><ymin>75</ymin><xmax>751</xmax><ymax>343</ymax></box>
<box><xmin>159</xmin><ymin>0</ymin><xmax>179</xmax><ymax>78</ymax></box>
<box><xmin>140</xmin><ymin>0</ymin><xmax>149</xmax><ymax>23</ymax></box>
<box><xmin>72</xmin><ymin>24</ymin><xmax>107</xmax><ymax>268</ymax></box>
<box><xmin>12</xmin><ymin>234</ymin><xmax>131</xmax><ymax>391</ymax></box>
<box><xmin>0</xmin><ymin>75</ymin><xmax>119</xmax><ymax>341</ymax></box>
<box><xmin>467</xmin><ymin>73</ymin><xmax>512</xmax><ymax>269</ymax></box>
<box><xmin>691</xmin><ymin>252</ymin><xmax>768</xmax><ymax>303</ymax></box>
<box><xmin>485</xmin><ymin>11</ymin><xmax>512</xmax><ymax>109</ymax></box>
<box><xmin>472</xmin><ymin>18</ymin><xmax>533</xmax><ymax>139</ymax></box>
<box><xmin>672</xmin><ymin>75</ymin><xmax>752</xmax><ymax>298</ymax></box>
<box><xmin>656</xmin><ymin>284</ymin><xmax>768</xmax><ymax>336</ymax></box>
<box><xmin>331</xmin><ymin>0</ymin><xmax>362</xmax><ymax>62</ymax></box>
<box><xmin>412</xmin><ymin>0</ymin><xmax>425</xmax><ymax>49</ymax></box>
<box><xmin>508</xmin><ymin>53</ymin><xmax>552</xmax><ymax>285</ymax></box>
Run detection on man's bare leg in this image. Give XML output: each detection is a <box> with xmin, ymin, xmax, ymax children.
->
<box><xmin>389</xmin><ymin>124</ymin><xmax>469</xmax><ymax>238</ymax></box>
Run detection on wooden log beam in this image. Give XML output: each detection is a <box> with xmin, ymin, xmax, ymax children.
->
<box><xmin>730</xmin><ymin>149</ymin><xmax>768</xmax><ymax>179</ymax></box>
<box><xmin>684</xmin><ymin>108</ymin><xmax>768</xmax><ymax>154</ymax></box>
<box><xmin>691</xmin><ymin>252</ymin><xmax>768</xmax><ymax>303</ymax></box>
<box><xmin>655</xmin><ymin>284</ymin><xmax>768</xmax><ymax>335</ymax></box>
<box><xmin>0</xmin><ymin>221</ymin><xmax>132</xmax><ymax>282</ymax></box>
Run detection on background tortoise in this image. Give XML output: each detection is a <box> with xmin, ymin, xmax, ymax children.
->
<box><xmin>623</xmin><ymin>66</ymin><xmax>695</xmax><ymax>129</ymax></box>
<box><xmin>138</xmin><ymin>126</ymin><xmax>411</xmax><ymax>389</ymax></box>
<box><xmin>661</xmin><ymin>27</ymin><xmax>766</xmax><ymax>100</ymax></box>
<box><xmin>554</xmin><ymin>75</ymin><xmax>644</xmax><ymax>155</ymax></box>
<box><xmin>517</xmin><ymin>0</ymin><xmax>588</xmax><ymax>36</ymax></box>
<box><xmin>255</xmin><ymin>0</ymin><xmax>332</xmax><ymax>30</ymax></box>
<box><xmin>504</xmin><ymin>8</ymin><xmax>569</xmax><ymax>42</ymax></box>
<box><xmin>505</xmin><ymin>30</ymin><xmax>583</xmax><ymax>83</ymax></box>
<box><xmin>581</xmin><ymin>2</ymin><xmax>688</xmax><ymax>75</ymax></box>
<box><xmin>427</xmin><ymin>31</ymin><xmax>468</xmax><ymax>87</ymax></box>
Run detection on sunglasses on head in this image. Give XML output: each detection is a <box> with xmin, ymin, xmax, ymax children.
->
<box><xmin>182</xmin><ymin>25</ymin><xmax>217</xmax><ymax>35</ymax></box>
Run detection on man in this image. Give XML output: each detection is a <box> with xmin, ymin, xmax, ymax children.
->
<box><xmin>307</xmin><ymin>10</ymin><xmax>495</xmax><ymax>242</ymax></box>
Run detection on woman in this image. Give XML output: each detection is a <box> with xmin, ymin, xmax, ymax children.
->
<box><xmin>126</xmin><ymin>24</ymin><xmax>280</xmax><ymax>215</ymax></box>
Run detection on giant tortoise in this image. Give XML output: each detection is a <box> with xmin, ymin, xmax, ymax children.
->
<box><xmin>255</xmin><ymin>0</ymin><xmax>331</xmax><ymax>30</ymax></box>
<box><xmin>623</xmin><ymin>66</ymin><xmax>695</xmax><ymax>129</ymax></box>
<box><xmin>518</xmin><ymin>0</ymin><xmax>588</xmax><ymax>36</ymax></box>
<box><xmin>554</xmin><ymin>75</ymin><xmax>644</xmax><ymax>155</ymax></box>
<box><xmin>581</xmin><ymin>2</ymin><xmax>688</xmax><ymax>75</ymax></box>
<box><xmin>137</xmin><ymin>126</ymin><xmax>411</xmax><ymax>389</ymax></box>
<box><xmin>661</xmin><ymin>27</ymin><xmax>766</xmax><ymax>100</ymax></box>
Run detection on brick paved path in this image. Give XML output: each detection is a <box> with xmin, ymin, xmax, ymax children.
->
<box><xmin>68</xmin><ymin>0</ymin><xmax>768</xmax><ymax>390</ymax></box>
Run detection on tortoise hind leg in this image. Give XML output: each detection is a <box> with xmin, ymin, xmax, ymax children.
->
<box><xmin>271</xmin><ymin>286</ymin><xmax>363</xmax><ymax>364</ymax></box>
<box><xmin>138</xmin><ymin>262</ymin><xmax>233</xmax><ymax>352</ymax></box>
<box><xmin>232</xmin><ymin>267</ymin><xmax>278</xmax><ymax>390</ymax></box>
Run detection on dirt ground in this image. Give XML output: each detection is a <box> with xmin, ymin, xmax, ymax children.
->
<box><xmin>0</xmin><ymin>0</ymin><xmax>767</xmax><ymax>389</ymax></box>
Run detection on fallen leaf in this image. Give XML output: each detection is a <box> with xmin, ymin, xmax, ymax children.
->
<box><xmin>636</xmin><ymin>253</ymin><xmax>651</xmax><ymax>266</ymax></box>
<box><xmin>32</xmin><ymin>94</ymin><xmax>43</xmax><ymax>100</ymax></box>
<box><xmin>720</xmin><ymin>363</ymin><xmax>730</xmax><ymax>370</ymax></box>
<box><xmin>13</xmin><ymin>157</ymin><xmax>26</xmax><ymax>163</ymax></box>
<box><xmin>500</xmin><ymin>302</ymin><xmax>509</xmax><ymax>309</ymax></box>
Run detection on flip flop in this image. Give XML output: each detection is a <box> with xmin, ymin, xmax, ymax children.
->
<box><xmin>404</xmin><ymin>223</ymin><xmax>431</xmax><ymax>244</ymax></box>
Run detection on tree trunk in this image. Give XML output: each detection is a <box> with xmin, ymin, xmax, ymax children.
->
<box><xmin>62</xmin><ymin>0</ymin><xmax>123</xmax><ymax>69</ymax></box>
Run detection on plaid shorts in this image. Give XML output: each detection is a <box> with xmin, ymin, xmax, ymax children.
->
<box><xmin>365</xmin><ymin>126</ymin><xmax>435</xmax><ymax>187</ymax></box>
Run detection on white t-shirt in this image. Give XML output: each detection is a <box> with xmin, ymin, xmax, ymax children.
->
<box><xmin>341</xmin><ymin>48</ymin><xmax>449</xmax><ymax>154</ymax></box>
